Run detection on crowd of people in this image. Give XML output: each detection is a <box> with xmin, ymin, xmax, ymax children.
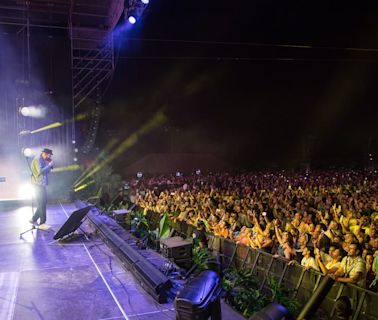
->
<box><xmin>126</xmin><ymin>169</ymin><xmax>378</xmax><ymax>290</ymax></box>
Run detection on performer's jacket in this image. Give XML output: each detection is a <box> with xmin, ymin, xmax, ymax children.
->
<box><xmin>31</xmin><ymin>155</ymin><xmax>53</xmax><ymax>186</ymax></box>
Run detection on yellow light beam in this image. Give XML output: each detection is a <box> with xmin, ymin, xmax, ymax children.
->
<box><xmin>51</xmin><ymin>164</ymin><xmax>81</xmax><ymax>173</ymax></box>
<box><xmin>73</xmin><ymin>113</ymin><xmax>89</xmax><ymax>122</ymax></box>
<box><xmin>73</xmin><ymin>138</ymin><xmax>119</xmax><ymax>187</ymax></box>
<box><xmin>74</xmin><ymin>180</ymin><xmax>95</xmax><ymax>192</ymax></box>
<box><xmin>31</xmin><ymin>122</ymin><xmax>62</xmax><ymax>134</ymax></box>
<box><xmin>74</xmin><ymin>111</ymin><xmax>167</xmax><ymax>188</ymax></box>
<box><xmin>21</xmin><ymin>113</ymin><xmax>88</xmax><ymax>136</ymax></box>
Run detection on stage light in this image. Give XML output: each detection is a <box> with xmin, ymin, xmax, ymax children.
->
<box><xmin>72</xmin><ymin>140</ymin><xmax>76</xmax><ymax>144</ymax></box>
<box><xmin>176</xmin><ymin>171</ymin><xmax>182</xmax><ymax>177</ymax></box>
<box><xmin>19</xmin><ymin>105</ymin><xmax>46</xmax><ymax>118</ymax></box>
<box><xmin>128</xmin><ymin>16</ymin><xmax>137</xmax><ymax>24</ymax></box>
<box><xmin>18</xmin><ymin>183</ymin><xmax>35</xmax><ymax>199</ymax></box>
<box><xmin>20</xmin><ymin>107</ymin><xmax>30</xmax><ymax>116</ymax></box>
<box><xmin>74</xmin><ymin>148</ymin><xmax>79</xmax><ymax>153</ymax></box>
<box><xmin>141</xmin><ymin>0</ymin><xmax>149</xmax><ymax>4</ymax></box>
<box><xmin>23</xmin><ymin>148</ymin><xmax>33</xmax><ymax>158</ymax></box>
<box><xmin>73</xmin><ymin>157</ymin><xmax>78</xmax><ymax>162</ymax></box>
<box><xmin>19</xmin><ymin>130</ymin><xmax>31</xmax><ymax>136</ymax></box>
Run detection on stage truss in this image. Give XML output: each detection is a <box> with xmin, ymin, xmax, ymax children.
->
<box><xmin>0</xmin><ymin>0</ymin><xmax>124</xmax><ymax>153</ymax></box>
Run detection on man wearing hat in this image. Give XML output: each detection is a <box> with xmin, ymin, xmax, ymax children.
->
<box><xmin>30</xmin><ymin>148</ymin><xmax>54</xmax><ymax>230</ymax></box>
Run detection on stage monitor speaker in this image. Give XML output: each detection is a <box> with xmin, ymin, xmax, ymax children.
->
<box><xmin>249</xmin><ymin>302</ymin><xmax>290</xmax><ymax>320</ymax></box>
<box><xmin>175</xmin><ymin>270</ymin><xmax>222</xmax><ymax>320</ymax></box>
<box><xmin>53</xmin><ymin>206</ymin><xmax>92</xmax><ymax>240</ymax></box>
<box><xmin>133</xmin><ymin>258</ymin><xmax>172</xmax><ymax>303</ymax></box>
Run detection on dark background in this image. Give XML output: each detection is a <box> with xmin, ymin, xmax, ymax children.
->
<box><xmin>101</xmin><ymin>1</ymin><xmax>378</xmax><ymax>169</ymax></box>
<box><xmin>2</xmin><ymin>1</ymin><xmax>378</xmax><ymax>170</ymax></box>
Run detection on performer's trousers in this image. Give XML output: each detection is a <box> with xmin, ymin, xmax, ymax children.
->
<box><xmin>32</xmin><ymin>185</ymin><xmax>47</xmax><ymax>224</ymax></box>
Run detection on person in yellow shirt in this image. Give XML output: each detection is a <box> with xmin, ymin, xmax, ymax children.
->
<box><xmin>213</xmin><ymin>219</ymin><xmax>229</xmax><ymax>238</ymax></box>
<box><xmin>316</xmin><ymin>247</ymin><xmax>345</xmax><ymax>275</ymax></box>
<box><xmin>350</xmin><ymin>216</ymin><xmax>369</xmax><ymax>238</ymax></box>
<box><xmin>300</xmin><ymin>246</ymin><xmax>320</xmax><ymax>271</ymax></box>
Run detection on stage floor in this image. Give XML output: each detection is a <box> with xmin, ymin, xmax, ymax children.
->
<box><xmin>0</xmin><ymin>202</ymin><xmax>244</xmax><ymax>320</ymax></box>
<box><xmin>0</xmin><ymin>202</ymin><xmax>176</xmax><ymax>320</ymax></box>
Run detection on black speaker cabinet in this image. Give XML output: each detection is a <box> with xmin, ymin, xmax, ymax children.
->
<box><xmin>160</xmin><ymin>236</ymin><xmax>192</xmax><ymax>260</ymax></box>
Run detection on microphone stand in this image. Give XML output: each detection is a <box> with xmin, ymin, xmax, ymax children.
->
<box><xmin>19</xmin><ymin>155</ymin><xmax>47</xmax><ymax>238</ymax></box>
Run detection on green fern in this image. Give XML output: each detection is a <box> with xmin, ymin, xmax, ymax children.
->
<box><xmin>268</xmin><ymin>276</ymin><xmax>301</xmax><ymax>316</ymax></box>
<box><xmin>192</xmin><ymin>247</ymin><xmax>219</xmax><ymax>272</ymax></box>
<box><xmin>222</xmin><ymin>267</ymin><xmax>268</xmax><ymax>317</ymax></box>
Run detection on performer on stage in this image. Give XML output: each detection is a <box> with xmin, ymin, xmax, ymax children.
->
<box><xmin>30</xmin><ymin>148</ymin><xmax>54</xmax><ymax>230</ymax></box>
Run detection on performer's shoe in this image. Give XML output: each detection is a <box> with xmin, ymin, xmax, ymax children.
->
<box><xmin>38</xmin><ymin>224</ymin><xmax>50</xmax><ymax>230</ymax></box>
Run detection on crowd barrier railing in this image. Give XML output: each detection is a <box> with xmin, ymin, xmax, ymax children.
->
<box><xmin>139</xmin><ymin>208</ymin><xmax>378</xmax><ymax>319</ymax></box>
<box><xmin>207</xmin><ymin>234</ymin><xmax>378</xmax><ymax>320</ymax></box>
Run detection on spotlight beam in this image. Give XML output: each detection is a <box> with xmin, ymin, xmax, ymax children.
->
<box><xmin>18</xmin><ymin>113</ymin><xmax>89</xmax><ymax>136</ymax></box>
<box><xmin>31</xmin><ymin>122</ymin><xmax>62</xmax><ymax>133</ymax></box>
<box><xmin>73</xmin><ymin>138</ymin><xmax>119</xmax><ymax>187</ymax></box>
<box><xmin>51</xmin><ymin>164</ymin><xmax>81</xmax><ymax>173</ymax></box>
<box><xmin>74</xmin><ymin>111</ymin><xmax>167</xmax><ymax>189</ymax></box>
<box><xmin>74</xmin><ymin>180</ymin><xmax>95</xmax><ymax>192</ymax></box>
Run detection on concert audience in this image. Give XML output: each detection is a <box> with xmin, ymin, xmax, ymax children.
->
<box><xmin>127</xmin><ymin>169</ymin><xmax>378</xmax><ymax>290</ymax></box>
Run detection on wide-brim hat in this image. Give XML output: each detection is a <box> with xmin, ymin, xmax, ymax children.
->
<box><xmin>42</xmin><ymin>148</ymin><xmax>53</xmax><ymax>155</ymax></box>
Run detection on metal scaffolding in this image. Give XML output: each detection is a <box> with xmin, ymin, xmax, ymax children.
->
<box><xmin>0</xmin><ymin>0</ymin><xmax>124</xmax><ymax>152</ymax></box>
<box><xmin>68</xmin><ymin>0</ymin><xmax>123</xmax><ymax>150</ymax></box>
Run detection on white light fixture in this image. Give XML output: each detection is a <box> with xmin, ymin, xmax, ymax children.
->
<box><xmin>19</xmin><ymin>105</ymin><xmax>46</xmax><ymax>118</ymax></box>
<box><xmin>128</xmin><ymin>16</ymin><xmax>137</xmax><ymax>24</ymax></box>
<box><xmin>20</xmin><ymin>106</ymin><xmax>30</xmax><ymax>116</ymax></box>
<box><xmin>22</xmin><ymin>148</ymin><xmax>33</xmax><ymax>158</ymax></box>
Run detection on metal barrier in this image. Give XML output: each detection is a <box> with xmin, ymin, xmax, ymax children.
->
<box><xmin>207</xmin><ymin>235</ymin><xmax>378</xmax><ymax>320</ymax></box>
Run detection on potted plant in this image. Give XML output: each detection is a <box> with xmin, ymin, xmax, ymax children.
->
<box><xmin>222</xmin><ymin>267</ymin><xmax>269</xmax><ymax>317</ymax></box>
<box><xmin>149</xmin><ymin>213</ymin><xmax>172</xmax><ymax>251</ymax></box>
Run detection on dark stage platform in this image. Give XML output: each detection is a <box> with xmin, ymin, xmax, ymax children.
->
<box><xmin>0</xmin><ymin>202</ymin><xmax>244</xmax><ymax>320</ymax></box>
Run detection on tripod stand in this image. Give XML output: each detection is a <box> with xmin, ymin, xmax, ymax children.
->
<box><xmin>20</xmin><ymin>223</ymin><xmax>38</xmax><ymax>237</ymax></box>
<box><xmin>20</xmin><ymin>219</ymin><xmax>50</xmax><ymax>237</ymax></box>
